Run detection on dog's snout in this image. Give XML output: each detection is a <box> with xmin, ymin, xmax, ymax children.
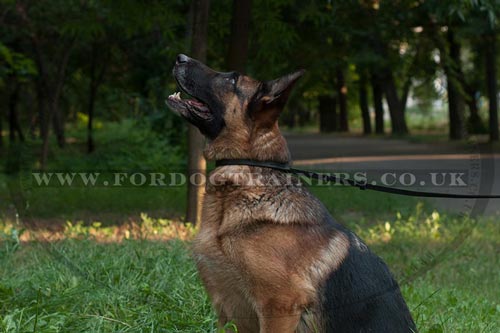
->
<box><xmin>176</xmin><ymin>54</ymin><xmax>189</xmax><ymax>64</ymax></box>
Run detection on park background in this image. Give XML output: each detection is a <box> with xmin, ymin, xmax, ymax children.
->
<box><xmin>1</xmin><ymin>1</ymin><xmax>499</xmax><ymax>332</ymax></box>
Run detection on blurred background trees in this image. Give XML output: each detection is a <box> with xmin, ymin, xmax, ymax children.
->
<box><xmin>0</xmin><ymin>0</ymin><xmax>499</xmax><ymax>162</ymax></box>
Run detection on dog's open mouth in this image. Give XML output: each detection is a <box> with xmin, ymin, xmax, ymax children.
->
<box><xmin>166</xmin><ymin>91</ymin><xmax>211</xmax><ymax>120</ymax></box>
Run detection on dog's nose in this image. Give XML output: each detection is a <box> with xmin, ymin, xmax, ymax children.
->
<box><xmin>176</xmin><ymin>54</ymin><xmax>189</xmax><ymax>64</ymax></box>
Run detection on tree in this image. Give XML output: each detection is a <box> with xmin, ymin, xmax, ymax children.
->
<box><xmin>13</xmin><ymin>1</ymin><xmax>79</xmax><ymax>167</ymax></box>
<box><xmin>86</xmin><ymin>42</ymin><xmax>108</xmax><ymax>153</ymax></box>
<box><xmin>336</xmin><ymin>68</ymin><xmax>349</xmax><ymax>132</ymax></box>
<box><xmin>186</xmin><ymin>0</ymin><xmax>210</xmax><ymax>225</ymax></box>
<box><xmin>359</xmin><ymin>70</ymin><xmax>372</xmax><ymax>135</ymax></box>
<box><xmin>460</xmin><ymin>40</ymin><xmax>486</xmax><ymax>134</ymax></box>
<box><xmin>368</xmin><ymin>2</ymin><xmax>412</xmax><ymax>135</ymax></box>
<box><xmin>0</xmin><ymin>42</ymin><xmax>36</xmax><ymax>144</ymax></box>
<box><xmin>371</xmin><ymin>72</ymin><xmax>385</xmax><ymax>134</ymax></box>
<box><xmin>485</xmin><ymin>32</ymin><xmax>498</xmax><ymax>141</ymax></box>
<box><xmin>319</xmin><ymin>95</ymin><xmax>338</xmax><ymax>133</ymax></box>
<box><xmin>477</xmin><ymin>0</ymin><xmax>500</xmax><ymax>141</ymax></box>
<box><xmin>8</xmin><ymin>80</ymin><xmax>24</xmax><ymax>142</ymax></box>
<box><xmin>445</xmin><ymin>29</ymin><xmax>467</xmax><ymax>140</ymax></box>
<box><xmin>422</xmin><ymin>0</ymin><xmax>477</xmax><ymax>140</ymax></box>
<box><xmin>292</xmin><ymin>1</ymin><xmax>349</xmax><ymax>133</ymax></box>
<box><xmin>227</xmin><ymin>0</ymin><xmax>252</xmax><ymax>72</ymax></box>
<box><xmin>348</xmin><ymin>0</ymin><xmax>419</xmax><ymax>135</ymax></box>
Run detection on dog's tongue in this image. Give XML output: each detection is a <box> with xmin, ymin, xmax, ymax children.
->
<box><xmin>187</xmin><ymin>99</ymin><xmax>205</xmax><ymax>107</ymax></box>
<box><xmin>168</xmin><ymin>91</ymin><xmax>207</xmax><ymax>108</ymax></box>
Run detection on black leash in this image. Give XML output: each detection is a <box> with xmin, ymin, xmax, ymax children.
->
<box><xmin>215</xmin><ymin>159</ymin><xmax>500</xmax><ymax>199</ymax></box>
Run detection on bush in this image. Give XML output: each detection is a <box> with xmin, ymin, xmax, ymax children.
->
<box><xmin>52</xmin><ymin>119</ymin><xmax>184</xmax><ymax>171</ymax></box>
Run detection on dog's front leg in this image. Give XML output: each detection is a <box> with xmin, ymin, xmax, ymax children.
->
<box><xmin>255</xmin><ymin>298</ymin><xmax>305</xmax><ymax>333</ymax></box>
<box><xmin>213</xmin><ymin>295</ymin><xmax>259</xmax><ymax>333</ymax></box>
<box><xmin>216</xmin><ymin>306</ymin><xmax>229</xmax><ymax>330</ymax></box>
<box><xmin>258</xmin><ymin>313</ymin><xmax>302</xmax><ymax>333</ymax></box>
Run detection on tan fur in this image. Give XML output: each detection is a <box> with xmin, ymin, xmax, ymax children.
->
<box><xmin>192</xmin><ymin>72</ymin><xmax>350</xmax><ymax>332</ymax></box>
<box><xmin>204</xmin><ymin>76</ymin><xmax>290</xmax><ymax>164</ymax></box>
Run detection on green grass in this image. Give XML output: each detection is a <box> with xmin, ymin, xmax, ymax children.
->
<box><xmin>0</xmin><ymin>239</ymin><xmax>214</xmax><ymax>332</ymax></box>
<box><xmin>1</xmin><ymin>194</ymin><xmax>499</xmax><ymax>332</ymax></box>
<box><xmin>1</xmin><ymin>172</ymin><xmax>186</xmax><ymax>223</ymax></box>
<box><xmin>312</xmin><ymin>186</ymin><xmax>423</xmax><ymax>222</ymax></box>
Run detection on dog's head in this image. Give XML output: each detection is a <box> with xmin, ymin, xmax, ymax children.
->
<box><xmin>166</xmin><ymin>54</ymin><xmax>304</xmax><ymax>162</ymax></box>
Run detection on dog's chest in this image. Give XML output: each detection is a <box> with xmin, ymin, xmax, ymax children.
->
<box><xmin>192</xmin><ymin>192</ymin><xmax>253</xmax><ymax>305</ymax></box>
<box><xmin>193</xmin><ymin>188</ymin><xmax>286</xmax><ymax>278</ymax></box>
<box><xmin>193</xmin><ymin>190</ymin><xmax>249</xmax><ymax>266</ymax></box>
<box><xmin>192</xmin><ymin>186</ymin><xmax>334</xmax><ymax>280</ymax></box>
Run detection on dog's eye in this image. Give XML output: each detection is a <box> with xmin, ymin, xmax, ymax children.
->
<box><xmin>227</xmin><ymin>77</ymin><xmax>236</xmax><ymax>85</ymax></box>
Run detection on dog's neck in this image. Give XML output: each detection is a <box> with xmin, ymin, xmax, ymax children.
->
<box><xmin>204</xmin><ymin>124</ymin><xmax>291</xmax><ymax>163</ymax></box>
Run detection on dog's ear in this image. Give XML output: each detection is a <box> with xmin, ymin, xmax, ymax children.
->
<box><xmin>250</xmin><ymin>69</ymin><xmax>305</xmax><ymax>127</ymax></box>
<box><xmin>261</xmin><ymin>69</ymin><xmax>306</xmax><ymax>106</ymax></box>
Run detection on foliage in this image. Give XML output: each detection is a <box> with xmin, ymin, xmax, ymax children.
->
<box><xmin>0</xmin><ymin>0</ymin><xmax>499</xmax><ymax>157</ymax></box>
<box><xmin>0</xmin><ymin>42</ymin><xmax>36</xmax><ymax>86</ymax></box>
<box><xmin>50</xmin><ymin>119</ymin><xmax>184</xmax><ymax>171</ymax></box>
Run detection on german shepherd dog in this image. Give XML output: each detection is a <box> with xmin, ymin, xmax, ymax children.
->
<box><xmin>166</xmin><ymin>54</ymin><xmax>417</xmax><ymax>332</ymax></box>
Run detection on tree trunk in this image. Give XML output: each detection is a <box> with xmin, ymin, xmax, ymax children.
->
<box><xmin>227</xmin><ymin>0</ymin><xmax>252</xmax><ymax>72</ymax></box>
<box><xmin>36</xmin><ymin>79</ymin><xmax>50</xmax><ymax>169</ymax></box>
<box><xmin>359</xmin><ymin>71</ymin><xmax>371</xmax><ymax>135</ymax></box>
<box><xmin>336</xmin><ymin>68</ymin><xmax>349</xmax><ymax>132</ymax></box>
<box><xmin>464</xmin><ymin>41</ymin><xmax>486</xmax><ymax>134</ymax></box>
<box><xmin>186</xmin><ymin>0</ymin><xmax>210</xmax><ymax>225</ymax></box>
<box><xmin>381</xmin><ymin>69</ymin><xmax>408</xmax><ymax>135</ymax></box>
<box><xmin>485</xmin><ymin>33</ymin><xmax>499</xmax><ymax>141</ymax></box>
<box><xmin>370</xmin><ymin>29</ymin><xmax>407</xmax><ymax>135</ymax></box>
<box><xmin>8</xmin><ymin>82</ymin><xmax>25</xmax><ymax>142</ymax></box>
<box><xmin>466</xmin><ymin>90</ymin><xmax>486</xmax><ymax>134</ymax></box>
<box><xmin>319</xmin><ymin>95</ymin><xmax>337</xmax><ymax>133</ymax></box>
<box><xmin>281</xmin><ymin>108</ymin><xmax>296</xmax><ymax>128</ymax></box>
<box><xmin>87</xmin><ymin>80</ymin><xmax>97</xmax><ymax>153</ymax></box>
<box><xmin>33</xmin><ymin>44</ymin><xmax>66</xmax><ymax>150</ymax></box>
<box><xmin>371</xmin><ymin>73</ymin><xmax>385</xmax><ymax>134</ymax></box>
<box><xmin>446</xmin><ymin>30</ymin><xmax>467</xmax><ymax>140</ymax></box>
<box><xmin>297</xmin><ymin>105</ymin><xmax>310</xmax><ymax>127</ymax></box>
<box><xmin>39</xmin><ymin>41</ymin><xmax>73</xmax><ymax>167</ymax></box>
<box><xmin>17</xmin><ymin>4</ymin><xmax>72</xmax><ymax>165</ymax></box>
<box><xmin>87</xmin><ymin>43</ymin><xmax>107</xmax><ymax>153</ymax></box>
<box><xmin>87</xmin><ymin>44</ymin><xmax>97</xmax><ymax>153</ymax></box>
<box><xmin>52</xmin><ymin>106</ymin><xmax>65</xmax><ymax>148</ymax></box>
<box><xmin>28</xmin><ymin>83</ymin><xmax>38</xmax><ymax>139</ymax></box>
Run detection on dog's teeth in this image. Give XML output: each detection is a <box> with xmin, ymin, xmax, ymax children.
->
<box><xmin>169</xmin><ymin>92</ymin><xmax>181</xmax><ymax>100</ymax></box>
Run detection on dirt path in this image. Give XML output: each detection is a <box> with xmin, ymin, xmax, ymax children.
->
<box><xmin>285</xmin><ymin>133</ymin><xmax>500</xmax><ymax>217</ymax></box>
<box><xmin>285</xmin><ymin>133</ymin><xmax>497</xmax><ymax>160</ymax></box>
